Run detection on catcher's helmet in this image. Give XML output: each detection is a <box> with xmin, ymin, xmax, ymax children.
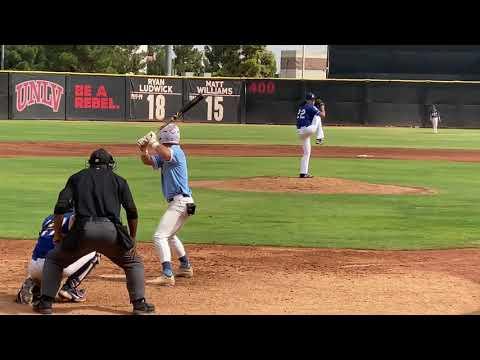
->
<box><xmin>88</xmin><ymin>148</ymin><xmax>116</xmax><ymax>169</ymax></box>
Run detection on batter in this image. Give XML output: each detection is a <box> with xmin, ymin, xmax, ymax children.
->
<box><xmin>137</xmin><ymin>124</ymin><xmax>195</xmax><ymax>286</ymax></box>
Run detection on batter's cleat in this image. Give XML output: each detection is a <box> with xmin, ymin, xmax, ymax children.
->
<box><xmin>299</xmin><ymin>173</ymin><xmax>314</xmax><ymax>178</ymax></box>
<box><xmin>176</xmin><ymin>264</ymin><xmax>194</xmax><ymax>278</ymax></box>
<box><xmin>15</xmin><ymin>277</ymin><xmax>36</xmax><ymax>304</ymax></box>
<box><xmin>132</xmin><ymin>298</ymin><xmax>155</xmax><ymax>315</ymax></box>
<box><xmin>316</xmin><ymin>138</ymin><xmax>324</xmax><ymax>145</ymax></box>
<box><xmin>58</xmin><ymin>284</ymin><xmax>86</xmax><ymax>303</ymax></box>
<box><xmin>146</xmin><ymin>274</ymin><xmax>175</xmax><ymax>286</ymax></box>
<box><xmin>32</xmin><ymin>296</ymin><xmax>53</xmax><ymax>315</ymax></box>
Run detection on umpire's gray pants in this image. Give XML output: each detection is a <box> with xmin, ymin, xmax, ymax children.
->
<box><xmin>41</xmin><ymin>220</ymin><xmax>145</xmax><ymax>302</ymax></box>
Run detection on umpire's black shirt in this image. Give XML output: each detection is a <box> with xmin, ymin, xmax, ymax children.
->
<box><xmin>54</xmin><ymin>167</ymin><xmax>138</xmax><ymax>221</ymax></box>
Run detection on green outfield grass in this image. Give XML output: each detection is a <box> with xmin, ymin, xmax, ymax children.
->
<box><xmin>1</xmin><ymin>156</ymin><xmax>480</xmax><ymax>250</ymax></box>
<box><xmin>2</xmin><ymin>120</ymin><xmax>480</xmax><ymax>149</ymax></box>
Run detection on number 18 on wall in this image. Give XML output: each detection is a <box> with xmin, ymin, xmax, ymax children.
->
<box><xmin>147</xmin><ymin>94</ymin><xmax>165</xmax><ymax>120</ymax></box>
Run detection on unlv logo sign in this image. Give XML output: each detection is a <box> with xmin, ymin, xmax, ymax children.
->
<box><xmin>15</xmin><ymin>80</ymin><xmax>64</xmax><ymax>112</ymax></box>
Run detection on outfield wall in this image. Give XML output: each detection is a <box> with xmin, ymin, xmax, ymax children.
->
<box><xmin>2</xmin><ymin>70</ymin><xmax>480</xmax><ymax>128</ymax></box>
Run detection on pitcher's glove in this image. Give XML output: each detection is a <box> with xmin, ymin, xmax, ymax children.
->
<box><xmin>314</xmin><ymin>99</ymin><xmax>325</xmax><ymax>108</ymax></box>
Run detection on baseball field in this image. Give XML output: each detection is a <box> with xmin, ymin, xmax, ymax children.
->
<box><xmin>2</xmin><ymin>120</ymin><xmax>480</xmax><ymax>314</ymax></box>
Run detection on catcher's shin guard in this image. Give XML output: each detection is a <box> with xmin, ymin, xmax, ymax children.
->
<box><xmin>65</xmin><ymin>253</ymin><xmax>101</xmax><ymax>289</ymax></box>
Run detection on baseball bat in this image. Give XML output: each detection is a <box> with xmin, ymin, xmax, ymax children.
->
<box><xmin>157</xmin><ymin>93</ymin><xmax>205</xmax><ymax>132</ymax></box>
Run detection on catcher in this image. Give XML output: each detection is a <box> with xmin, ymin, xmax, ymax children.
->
<box><xmin>15</xmin><ymin>208</ymin><xmax>100</xmax><ymax>305</ymax></box>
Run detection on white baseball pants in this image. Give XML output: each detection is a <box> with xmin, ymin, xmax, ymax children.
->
<box><xmin>431</xmin><ymin>117</ymin><xmax>439</xmax><ymax>133</ymax></box>
<box><xmin>297</xmin><ymin>115</ymin><xmax>324</xmax><ymax>174</ymax></box>
<box><xmin>153</xmin><ymin>195</ymin><xmax>193</xmax><ymax>263</ymax></box>
<box><xmin>28</xmin><ymin>251</ymin><xmax>97</xmax><ymax>283</ymax></box>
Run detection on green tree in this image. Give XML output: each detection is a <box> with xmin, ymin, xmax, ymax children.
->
<box><xmin>110</xmin><ymin>45</ymin><xmax>145</xmax><ymax>74</ymax></box>
<box><xmin>5</xmin><ymin>45</ymin><xmax>152</xmax><ymax>74</ymax></box>
<box><xmin>4</xmin><ymin>45</ymin><xmax>48</xmax><ymax>70</ymax></box>
<box><xmin>145</xmin><ymin>45</ymin><xmax>167</xmax><ymax>75</ymax></box>
<box><xmin>4</xmin><ymin>45</ymin><xmax>276</xmax><ymax>76</ymax></box>
<box><xmin>203</xmin><ymin>45</ymin><xmax>276</xmax><ymax>77</ymax></box>
<box><xmin>173</xmin><ymin>45</ymin><xmax>204</xmax><ymax>75</ymax></box>
<box><xmin>36</xmin><ymin>45</ymin><xmax>119</xmax><ymax>73</ymax></box>
<box><xmin>204</xmin><ymin>45</ymin><xmax>241</xmax><ymax>76</ymax></box>
<box><xmin>239</xmin><ymin>45</ymin><xmax>277</xmax><ymax>77</ymax></box>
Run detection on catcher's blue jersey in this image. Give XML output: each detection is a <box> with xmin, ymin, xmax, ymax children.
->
<box><xmin>296</xmin><ymin>103</ymin><xmax>320</xmax><ymax>129</ymax></box>
<box><xmin>31</xmin><ymin>212</ymin><xmax>74</xmax><ymax>260</ymax></box>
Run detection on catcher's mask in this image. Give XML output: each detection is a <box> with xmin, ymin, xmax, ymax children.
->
<box><xmin>87</xmin><ymin>148</ymin><xmax>117</xmax><ymax>170</ymax></box>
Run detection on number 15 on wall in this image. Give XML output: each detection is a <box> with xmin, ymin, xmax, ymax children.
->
<box><xmin>190</xmin><ymin>95</ymin><xmax>224</xmax><ymax>121</ymax></box>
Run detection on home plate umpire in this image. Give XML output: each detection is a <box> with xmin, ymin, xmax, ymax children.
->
<box><xmin>33</xmin><ymin>148</ymin><xmax>155</xmax><ymax>315</ymax></box>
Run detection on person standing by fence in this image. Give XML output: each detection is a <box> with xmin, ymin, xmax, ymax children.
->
<box><xmin>429</xmin><ymin>104</ymin><xmax>441</xmax><ymax>133</ymax></box>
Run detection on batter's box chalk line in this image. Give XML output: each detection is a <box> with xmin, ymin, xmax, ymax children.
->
<box><xmin>97</xmin><ymin>274</ymin><xmax>126</xmax><ymax>280</ymax></box>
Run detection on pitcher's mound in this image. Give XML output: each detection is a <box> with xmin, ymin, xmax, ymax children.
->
<box><xmin>190</xmin><ymin>176</ymin><xmax>435</xmax><ymax>195</ymax></box>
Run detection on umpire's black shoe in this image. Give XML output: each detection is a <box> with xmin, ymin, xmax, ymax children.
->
<box><xmin>132</xmin><ymin>298</ymin><xmax>155</xmax><ymax>315</ymax></box>
<box><xmin>33</xmin><ymin>295</ymin><xmax>54</xmax><ymax>315</ymax></box>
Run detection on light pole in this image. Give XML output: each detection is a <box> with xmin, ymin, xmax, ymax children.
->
<box><xmin>166</xmin><ymin>45</ymin><xmax>173</xmax><ymax>76</ymax></box>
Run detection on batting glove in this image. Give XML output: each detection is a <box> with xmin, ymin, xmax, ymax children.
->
<box><xmin>146</xmin><ymin>131</ymin><xmax>160</xmax><ymax>148</ymax></box>
<box><xmin>136</xmin><ymin>136</ymin><xmax>149</xmax><ymax>147</ymax></box>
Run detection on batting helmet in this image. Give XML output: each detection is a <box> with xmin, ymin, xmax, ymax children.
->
<box><xmin>305</xmin><ymin>92</ymin><xmax>316</xmax><ymax>101</ymax></box>
<box><xmin>158</xmin><ymin>124</ymin><xmax>180</xmax><ymax>144</ymax></box>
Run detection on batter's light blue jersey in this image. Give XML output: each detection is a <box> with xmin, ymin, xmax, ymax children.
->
<box><xmin>151</xmin><ymin>145</ymin><xmax>192</xmax><ymax>201</ymax></box>
<box><xmin>296</xmin><ymin>103</ymin><xmax>320</xmax><ymax>129</ymax></box>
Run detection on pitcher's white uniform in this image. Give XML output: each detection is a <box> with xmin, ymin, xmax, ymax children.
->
<box><xmin>296</xmin><ymin>93</ymin><xmax>325</xmax><ymax>178</ymax></box>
